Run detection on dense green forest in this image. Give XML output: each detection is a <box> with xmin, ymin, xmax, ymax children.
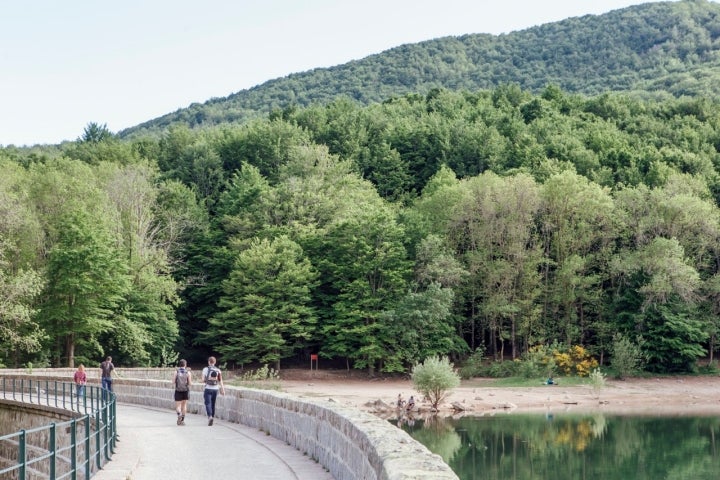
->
<box><xmin>4</xmin><ymin>85</ymin><xmax>720</xmax><ymax>374</ymax></box>
<box><xmin>121</xmin><ymin>0</ymin><xmax>720</xmax><ymax>139</ymax></box>
<box><xmin>4</xmin><ymin>1</ymin><xmax>720</xmax><ymax>375</ymax></box>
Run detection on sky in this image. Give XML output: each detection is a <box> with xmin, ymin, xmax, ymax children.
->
<box><xmin>0</xmin><ymin>0</ymin><xmax>672</xmax><ymax>146</ymax></box>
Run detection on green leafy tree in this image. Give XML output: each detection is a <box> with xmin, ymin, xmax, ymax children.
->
<box><xmin>380</xmin><ymin>283</ymin><xmax>463</xmax><ymax>371</ymax></box>
<box><xmin>208</xmin><ymin>235</ymin><xmax>318</xmax><ymax>370</ymax></box>
<box><xmin>100</xmin><ymin>162</ymin><xmax>181</xmax><ymax>365</ymax></box>
<box><xmin>411</xmin><ymin>355</ymin><xmax>461</xmax><ymax>409</ymax></box>
<box><xmin>539</xmin><ymin>170</ymin><xmax>615</xmax><ymax>346</ymax></box>
<box><xmin>80</xmin><ymin>122</ymin><xmax>113</xmax><ymax>143</ymax></box>
<box><xmin>0</xmin><ymin>245</ymin><xmax>45</xmax><ymax>367</ymax></box>
<box><xmin>316</xmin><ymin>204</ymin><xmax>411</xmax><ymax>373</ymax></box>
<box><xmin>41</xmin><ymin>209</ymin><xmax>130</xmax><ymax>367</ymax></box>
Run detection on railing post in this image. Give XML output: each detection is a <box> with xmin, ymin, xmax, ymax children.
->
<box><xmin>110</xmin><ymin>397</ymin><xmax>117</xmax><ymax>453</ymax></box>
<box><xmin>102</xmin><ymin>402</ymin><xmax>110</xmax><ymax>461</ymax></box>
<box><xmin>70</xmin><ymin>418</ymin><xmax>77</xmax><ymax>480</ymax></box>
<box><xmin>85</xmin><ymin>414</ymin><xmax>92</xmax><ymax>479</ymax></box>
<box><xmin>95</xmin><ymin>410</ymin><xmax>102</xmax><ymax>470</ymax></box>
<box><xmin>18</xmin><ymin>429</ymin><xmax>26</xmax><ymax>480</ymax></box>
<box><xmin>49</xmin><ymin>423</ymin><xmax>56</xmax><ymax>479</ymax></box>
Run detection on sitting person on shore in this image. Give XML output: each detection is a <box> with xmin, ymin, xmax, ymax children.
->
<box><xmin>396</xmin><ymin>393</ymin><xmax>405</xmax><ymax>408</ymax></box>
<box><xmin>406</xmin><ymin>395</ymin><xmax>416</xmax><ymax>411</ymax></box>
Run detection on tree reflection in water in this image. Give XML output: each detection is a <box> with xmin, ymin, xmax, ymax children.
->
<box><xmin>392</xmin><ymin>413</ymin><xmax>720</xmax><ymax>480</ymax></box>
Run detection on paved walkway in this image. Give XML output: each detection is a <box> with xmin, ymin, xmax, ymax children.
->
<box><xmin>93</xmin><ymin>403</ymin><xmax>335</xmax><ymax>480</ymax></box>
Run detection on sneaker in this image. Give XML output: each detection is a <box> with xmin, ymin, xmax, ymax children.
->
<box><xmin>208</xmin><ymin>418</ymin><xmax>214</xmax><ymax>426</ymax></box>
<box><xmin>180</xmin><ymin>416</ymin><xmax>185</xmax><ymax>426</ymax></box>
<box><xmin>177</xmin><ymin>416</ymin><xmax>182</xmax><ymax>426</ymax></box>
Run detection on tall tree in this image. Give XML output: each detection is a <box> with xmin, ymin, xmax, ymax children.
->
<box><xmin>316</xmin><ymin>204</ymin><xmax>411</xmax><ymax>373</ymax></box>
<box><xmin>41</xmin><ymin>209</ymin><xmax>129</xmax><ymax>367</ymax></box>
<box><xmin>539</xmin><ymin>170</ymin><xmax>615</xmax><ymax>346</ymax></box>
<box><xmin>208</xmin><ymin>236</ymin><xmax>317</xmax><ymax>369</ymax></box>
<box><xmin>100</xmin><ymin>162</ymin><xmax>181</xmax><ymax>365</ymax></box>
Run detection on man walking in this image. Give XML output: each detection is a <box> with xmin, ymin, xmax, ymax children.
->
<box><xmin>173</xmin><ymin>359</ymin><xmax>192</xmax><ymax>425</ymax></box>
<box><xmin>202</xmin><ymin>356</ymin><xmax>225</xmax><ymax>426</ymax></box>
<box><xmin>100</xmin><ymin>356</ymin><xmax>115</xmax><ymax>395</ymax></box>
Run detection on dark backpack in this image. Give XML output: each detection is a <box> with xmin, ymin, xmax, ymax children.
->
<box><xmin>205</xmin><ymin>367</ymin><xmax>220</xmax><ymax>386</ymax></box>
<box><xmin>175</xmin><ymin>368</ymin><xmax>189</xmax><ymax>392</ymax></box>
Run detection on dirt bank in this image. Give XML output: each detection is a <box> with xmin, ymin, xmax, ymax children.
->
<box><xmin>277</xmin><ymin>369</ymin><xmax>720</xmax><ymax>416</ymax></box>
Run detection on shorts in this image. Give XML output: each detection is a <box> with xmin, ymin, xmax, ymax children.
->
<box><xmin>174</xmin><ymin>390</ymin><xmax>189</xmax><ymax>401</ymax></box>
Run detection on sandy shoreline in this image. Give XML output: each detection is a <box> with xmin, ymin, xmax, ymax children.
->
<box><xmin>278</xmin><ymin>370</ymin><xmax>720</xmax><ymax>417</ymax></box>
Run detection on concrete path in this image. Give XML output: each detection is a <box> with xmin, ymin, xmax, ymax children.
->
<box><xmin>93</xmin><ymin>403</ymin><xmax>335</xmax><ymax>480</ymax></box>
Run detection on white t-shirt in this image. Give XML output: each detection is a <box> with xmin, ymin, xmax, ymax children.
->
<box><xmin>202</xmin><ymin>366</ymin><xmax>221</xmax><ymax>390</ymax></box>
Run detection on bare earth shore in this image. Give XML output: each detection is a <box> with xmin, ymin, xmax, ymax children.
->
<box><xmin>278</xmin><ymin>369</ymin><xmax>720</xmax><ymax>417</ymax></box>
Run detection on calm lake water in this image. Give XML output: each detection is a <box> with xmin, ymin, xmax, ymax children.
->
<box><xmin>393</xmin><ymin>413</ymin><xmax>720</xmax><ymax>480</ymax></box>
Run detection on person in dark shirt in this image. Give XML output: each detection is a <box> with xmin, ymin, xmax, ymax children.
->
<box><xmin>100</xmin><ymin>356</ymin><xmax>115</xmax><ymax>393</ymax></box>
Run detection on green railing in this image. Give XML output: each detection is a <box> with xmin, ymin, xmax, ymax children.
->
<box><xmin>0</xmin><ymin>377</ymin><xmax>117</xmax><ymax>480</ymax></box>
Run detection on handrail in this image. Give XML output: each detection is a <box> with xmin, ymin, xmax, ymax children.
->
<box><xmin>0</xmin><ymin>377</ymin><xmax>117</xmax><ymax>480</ymax></box>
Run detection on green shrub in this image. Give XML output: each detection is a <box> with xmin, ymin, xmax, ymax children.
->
<box><xmin>518</xmin><ymin>346</ymin><xmax>555</xmax><ymax>379</ymax></box>
<box><xmin>458</xmin><ymin>347</ymin><xmax>486</xmax><ymax>379</ymax></box>
<box><xmin>485</xmin><ymin>360</ymin><xmax>518</xmax><ymax>378</ymax></box>
<box><xmin>698</xmin><ymin>360</ymin><xmax>719</xmax><ymax>374</ymax></box>
<box><xmin>588</xmin><ymin>368</ymin><xmax>607</xmax><ymax>398</ymax></box>
<box><xmin>411</xmin><ymin>356</ymin><xmax>460</xmax><ymax>409</ymax></box>
<box><xmin>610</xmin><ymin>333</ymin><xmax>645</xmax><ymax>379</ymax></box>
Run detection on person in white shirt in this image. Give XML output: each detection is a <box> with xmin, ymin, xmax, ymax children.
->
<box><xmin>202</xmin><ymin>356</ymin><xmax>225</xmax><ymax>426</ymax></box>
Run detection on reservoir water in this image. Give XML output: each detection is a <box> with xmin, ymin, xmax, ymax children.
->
<box><xmin>394</xmin><ymin>413</ymin><xmax>720</xmax><ymax>480</ymax></box>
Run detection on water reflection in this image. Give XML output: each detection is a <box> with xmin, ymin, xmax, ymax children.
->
<box><xmin>392</xmin><ymin>413</ymin><xmax>720</xmax><ymax>480</ymax></box>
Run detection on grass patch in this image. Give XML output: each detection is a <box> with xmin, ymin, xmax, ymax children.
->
<box><xmin>467</xmin><ymin>376</ymin><xmax>588</xmax><ymax>388</ymax></box>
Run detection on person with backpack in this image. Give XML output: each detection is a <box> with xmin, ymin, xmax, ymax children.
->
<box><xmin>202</xmin><ymin>356</ymin><xmax>225</xmax><ymax>426</ymax></box>
<box><xmin>100</xmin><ymin>356</ymin><xmax>115</xmax><ymax>400</ymax></box>
<box><xmin>173</xmin><ymin>359</ymin><xmax>192</xmax><ymax>425</ymax></box>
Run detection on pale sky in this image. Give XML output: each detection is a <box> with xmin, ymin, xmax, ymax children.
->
<box><xmin>1</xmin><ymin>0</ymin><xmax>672</xmax><ymax>146</ymax></box>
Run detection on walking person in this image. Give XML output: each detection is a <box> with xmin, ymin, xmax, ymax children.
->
<box><xmin>173</xmin><ymin>359</ymin><xmax>192</xmax><ymax>425</ymax></box>
<box><xmin>74</xmin><ymin>364</ymin><xmax>87</xmax><ymax>398</ymax></box>
<box><xmin>100</xmin><ymin>356</ymin><xmax>115</xmax><ymax>398</ymax></box>
<box><xmin>202</xmin><ymin>356</ymin><xmax>225</xmax><ymax>426</ymax></box>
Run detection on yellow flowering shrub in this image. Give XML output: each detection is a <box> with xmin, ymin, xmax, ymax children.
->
<box><xmin>552</xmin><ymin>345</ymin><xmax>598</xmax><ymax>377</ymax></box>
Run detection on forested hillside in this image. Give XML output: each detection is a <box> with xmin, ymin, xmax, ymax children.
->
<box><xmin>3</xmin><ymin>85</ymin><xmax>720</xmax><ymax>375</ymax></box>
<box><xmin>122</xmin><ymin>0</ymin><xmax>720</xmax><ymax>138</ymax></box>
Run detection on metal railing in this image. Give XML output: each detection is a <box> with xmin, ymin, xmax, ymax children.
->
<box><xmin>0</xmin><ymin>377</ymin><xmax>117</xmax><ymax>480</ymax></box>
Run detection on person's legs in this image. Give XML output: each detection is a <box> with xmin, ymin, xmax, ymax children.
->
<box><xmin>210</xmin><ymin>389</ymin><xmax>218</xmax><ymax>417</ymax></box>
<box><xmin>175</xmin><ymin>397</ymin><xmax>183</xmax><ymax>424</ymax></box>
<box><xmin>203</xmin><ymin>389</ymin><xmax>213</xmax><ymax>417</ymax></box>
<box><xmin>101</xmin><ymin>378</ymin><xmax>110</xmax><ymax>400</ymax></box>
<box><xmin>179</xmin><ymin>399</ymin><xmax>187</xmax><ymax>424</ymax></box>
<box><xmin>204</xmin><ymin>389</ymin><xmax>218</xmax><ymax>425</ymax></box>
<box><xmin>102</xmin><ymin>377</ymin><xmax>113</xmax><ymax>392</ymax></box>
